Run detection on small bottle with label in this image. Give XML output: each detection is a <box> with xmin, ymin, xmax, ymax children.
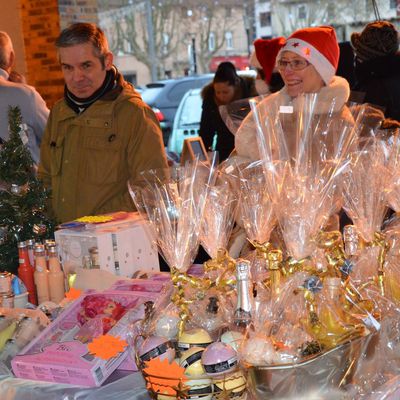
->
<box><xmin>88</xmin><ymin>247</ymin><xmax>100</xmax><ymax>269</ymax></box>
<box><xmin>233</xmin><ymin>259</ymin><xmax>253</xmax><ymax>331</ymax></box>
<box><xmin>33</xmin><ymin>244</ymin><xmax>50</xmax><ymax>304</ymax></box>
<box><xmin>0</xmin><ymin>272</ymin><xmax>12</xmax><ymax>294</ymax></box>
<box><xmin>48</xmin><ymin>246</ymin><xmax>65</xmax><ymax>303</ymax></box>
<box><xmin>17</xmin><ymin>241</ymin><xmax>37</xmax><ymax>305</ymax></box>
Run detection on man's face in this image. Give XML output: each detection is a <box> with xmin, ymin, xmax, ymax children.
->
<box><xmin>59</xmin><ymin>43</ymin><xmax>113</xmax><ymax>98</ymax></box>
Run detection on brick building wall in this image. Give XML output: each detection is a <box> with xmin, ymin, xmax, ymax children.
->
<box><xmin>20</xmin><ymin>0</ymin><xmax>64</xmax><ymax>108</ymax></box>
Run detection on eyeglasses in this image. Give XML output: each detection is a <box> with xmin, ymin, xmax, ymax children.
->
<box><xmin>276</xmin><ymin>59</ymin><xmax>310</xmax><ymax>71</ymax></box>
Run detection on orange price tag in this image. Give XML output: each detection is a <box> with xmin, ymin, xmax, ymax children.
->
<box><xmin>143</xmin><ymin>358</ymin><xmax>187</xmax><ymax>396</ymax></box>
<box><xmin>87</xmin><ymin>334</ymin><xmax>128</xmax><ymax>360</ymax></box>
<box><xmin>65</xmin><ymin>287</ymin><xmax>82</xmax><ymax>300</ymax></box>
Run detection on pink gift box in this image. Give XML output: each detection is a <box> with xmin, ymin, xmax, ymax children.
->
<box><xmin>12</xmin><ymin>290</ymin><xmax>159</xmax><ymax>387</ymax></box>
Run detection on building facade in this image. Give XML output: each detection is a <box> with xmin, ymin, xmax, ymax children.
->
<box><xmin>255</xmin><ymin>0</ymin><xmax>400</xmax><ymax>41</ymax></box>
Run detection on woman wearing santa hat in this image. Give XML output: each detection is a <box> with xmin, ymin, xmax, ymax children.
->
<box><xmin>235</xmin><ymin>26</ymin><xmax>353</xmax><ymax>161</ymax></box>
<box><xmin>250</xmin><ymin>37</ymin><xmax>285</xmax><ymax>96</ymax></box>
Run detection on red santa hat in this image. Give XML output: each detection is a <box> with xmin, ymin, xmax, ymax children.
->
<box><xmin>250</xmin><ymin>37</ymin><xmax>286</xmax><ymax>84</ymax></box>
<box><xmin>277</xmin><ymin>26</ymin><xmax>340</xmax><ymax>85</ymax></box>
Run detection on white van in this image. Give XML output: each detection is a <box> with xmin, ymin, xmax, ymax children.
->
<box><xmin>167</xmin><ymin>88</ymin><xmax>202</xmax><ymax>155</ymax></box>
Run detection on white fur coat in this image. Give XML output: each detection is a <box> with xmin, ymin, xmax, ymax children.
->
<box><xmin>234</xmin><ymin>76</ymin><xmax>351</xmax><ymax>161</ymax></box>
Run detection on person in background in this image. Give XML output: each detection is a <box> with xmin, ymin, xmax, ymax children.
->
<box><xmin>38</xmin><ymin>23</ymin><xmax>168</xmax><ymax>223</ymax></box>
<box><xmin>250</xmin><ymin>37</ymin><xmax>285</xmax><ymax>96</ymax></box>
<box><xmin>351</xmin><ymin>20</ymin><xmax>400</xmax><ymax>122</ymax></box>
<box><xmin>235</xmin><ymin>26</ymin><xmax>352</xmax><ymax>162</ymax></box>
<box><xmin>199</xmin><ymin>61</ymin><xmax>256</xmax><ymax>161</ymax></box>
<box><xmin>0</xmin><ymin>31</ymin><xmax>49</xmax><ymax>164</ymax></box>
<box><xmin>8</xmin><ymin>70</ymin><xmax>26</xmax><ymax>84</ymax></box>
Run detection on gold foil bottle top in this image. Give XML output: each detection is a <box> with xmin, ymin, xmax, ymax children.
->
<box><xmin>47</xmin><ymin>245</ymin><xmax>58</xmax><ymax>255</ymax></box>
<box><xmin>343</xmin><ymin>225</ymin><xmax>359</xmax><ymax>256</ymax></box>
<box><xmin>33</xmin><ymin>244</ymin><xmax>45</xmax><ymax>255</ymax></box>
<box><xmin>267</xmin><ymin>249</ymin><xmax>282</xmax><ymax>271</ymax></box>
<box><xmin>235</xmin><ymin>259</ymin><xmax>250</xmax><ymax>281</ymax></box>
<box><xmin>323</xmin><ymin>277</ymin><xmax>342</xmax><ymax>301</ymax></box>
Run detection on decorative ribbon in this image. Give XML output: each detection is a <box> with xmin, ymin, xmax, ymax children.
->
<box><xmin>370</xmin><ymin>232</ymin><xmax>389</xmax><ymax>297</ymax></box>
<box><xmin>170</xmin><ymin>267</ymin><xmax>213</xmax><ymax>335</ymax></box>
<box><xmin>315</xmin><ymin>230</ymin><xmax>346</xmax><ymax>277</ymax></box>
<box><xmin>203</xmin><ymin>248</ymin><xmax>236</xmax><ymax>290</ymax></box>
<box><xmin>283</xmin><ymin>255</ymin><xmax>312</xmax><ymax>277</ymax></box>
<box><xmin>249</xmin><ymin>240</ymin><xmax>271</xmax><ymax>259</ymax></box>
<box><xmin>266</xmin><ymin>249</ymin><xmax>283</xmax><ymax>295</ymax></box>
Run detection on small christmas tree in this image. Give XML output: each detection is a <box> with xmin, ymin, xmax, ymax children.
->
<box><xmin>0</xmin><ymin>106</ymin><xmax>55</xmax><ymax>274</ymax></box>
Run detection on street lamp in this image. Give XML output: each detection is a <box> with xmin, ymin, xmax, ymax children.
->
<box><xmin>186</xmin><ymin>32</ymin><xmax>198</xmax><ymax>75</ymax></box>
<box><xmin>191</xmin><ymin>37</ymin><xmax>198</xmax><ymax>74</ymax></box>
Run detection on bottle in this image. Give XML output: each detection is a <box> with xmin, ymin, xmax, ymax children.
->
<box><xmin>268</xmin><ymin>250</ymin><xmax>282</xmax><ymax>297</ymax></box>
<box><xmin>14</xmin><ymin>316</ymin><xmax>41</xmax><ymax>349</ymax></box>
<box><xmin>313</xmin><ymin>277</ymin><xmax>364</xmax><ymax>349</ymax></box>
<box><xmin>33</xmin><ymin>244</ymin><xmax>50</xmax><ymax>304</ymax></box>
<box><xmin>233</xmin><ymin>259</ymin><xmax>253</xmax><ymax>330</ymax></box>
<box><xmin>88</xmin><ymin>246</ymin><xmax>100</xmax><ymax>269</ymax></box>
<box><xmin>0</xmin><ymin>338</ymin><xmax>18</xmax><ymax>365</ymax></box>
<box><xmin>17</xmin><ymin>241</ymin><xmax>37</xmax><ymax>305</ymax></box>
<box><xmin>0</xmin><ymin>271</ymin><xmax>12</xmax><ymax>294</ymax></box>
<box><xmin>204</xmin><ymin>296</ymin><xmax>222</xmax><ymax>333</ymax></box>
<box><xmin>343</xmin><ymin>225</ymin><xmax>359</xmax><ymax>257</ymax></box>
<box><xmin>45</xmin><ymin>240</ymin><xmax>56</xmax><ymax>266</ymax></box>
<box><xmin>25</xmin><ymin>239</ymin><xmax>36</xmax><ymax>270</ymax></box>
<box><xmin>0</xmin><ymin>316</ymin><xmax>40</xmax><ymax>365</ymax></box>
<box><xmin>48</xmin><ymin>245</ymin><xmax>65</xmax><ymax>303</ymax></box>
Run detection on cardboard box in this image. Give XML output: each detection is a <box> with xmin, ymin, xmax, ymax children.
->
<box><xmin>12</xmin><ymin>291</ymin><xmax>159</xmax><ymax>386</ymax></box>
<box><xmin>54</xmin><ymin>212</ymin><xmax>159</xmax><ymax>278</ymax></box>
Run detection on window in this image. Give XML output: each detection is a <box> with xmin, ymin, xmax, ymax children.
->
<box><xmin>259</xmin><ymin>12</ymin><xmax>271</xmax><ymax>27</ymax></box>
<box><xmin>208</xmin><ymin>32</ymin><xmax>215</xmax><ymax>51</ymax></box>
<box><xmin>298</xmin><ymin>5</ymin><xmax>307</xmax><ymax>19</ymax></box>
<box><xmin>124</xmin><ymin>40</ymin><xmax>132</xmax><ymax>53</ymax></box>
<box><xmin>225</xmin><ymin>7</ymin><xmax>232</xmax><ymax>18</ymax></box>
<box><xmin>123</xmin><ymin>73</ymin><xmax>137</xmax><ymax>86</ymax></box>
<box><xmin>162</xmin><ymin>33</ymin><xmax>169</xmax><ymax>55</ymax></box>
<box><xmin>390</xmin><ymin>0</ymin><xmax>397</xmax><ymax>9</ymax></box>
<box><xmin>225</xmin><ymin>31</ymin><xmax>233</xmax><ymax>49</ymax></box>
<box><xmin>167</xmin><ymin>81</ymin><xmax>197</xmax><ymax>102</ymax></box>
<box><xmin>327</xmin><ymin>3</ymin><xmax>335</xmax><ymax>19</ymax></box>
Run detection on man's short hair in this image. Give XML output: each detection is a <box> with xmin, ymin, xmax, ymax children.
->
<box><xmin>0</xmin><ymin>31</ymin><xmax>13</xmax><ymax>71</ymax></box>
<box><xmin>55</xmin><ymin>23</ymin><xmax>109</xmax><ymax>67</ymax></box>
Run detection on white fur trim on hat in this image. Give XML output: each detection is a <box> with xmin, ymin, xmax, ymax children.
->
<box><xmin>249</xmin><ymin>50</ymin><xmax>262</xmax><ymax>69</ymax></box>
<box><xmin>278</xmin><ymin>38</ymin><xmax>335</xmax><ymax>85</ymax></box>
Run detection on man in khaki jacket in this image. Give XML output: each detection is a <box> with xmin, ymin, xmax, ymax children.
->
<box><xmin>38</xmin><ymin>23</ymin><xmax>168</xmax><ymax>223</ymax></box>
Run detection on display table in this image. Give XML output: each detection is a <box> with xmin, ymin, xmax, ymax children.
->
<box><xmin>1</xmin><ymin>370</ymin><xmax>400</xmax><ymax>399</ymax></box>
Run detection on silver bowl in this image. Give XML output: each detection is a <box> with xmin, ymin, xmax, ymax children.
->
<box><xmin>244</xmin><ymin>334</ymin><xmax>374</xmax><ymax>399</ymax></box>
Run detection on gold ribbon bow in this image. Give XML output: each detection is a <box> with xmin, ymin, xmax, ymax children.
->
<box><xmin>170</xmin><ymin>267</ymin><xmax>213</xmax><ymax>335</ymax></box>
<box><xmin>203</xmin><ymin>248</ymin><xmax>236</xmax><ymax>290</ymax></box>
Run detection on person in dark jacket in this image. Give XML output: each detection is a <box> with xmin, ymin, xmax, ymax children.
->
<box><xmin>199</xmin><ymin>62</ymin><xmax>256</xmax><ymax>161</ymax></box>
<box><xmin>351</xmin><ymin>20</ymin><xmax>400</xmax><ymax>122</ymax></box>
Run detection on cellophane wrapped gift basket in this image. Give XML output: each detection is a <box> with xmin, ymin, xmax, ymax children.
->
<box><xmin>126</xmin><ymin>93</ymin><xmax>400</xmax><ymax>399</ymax></box>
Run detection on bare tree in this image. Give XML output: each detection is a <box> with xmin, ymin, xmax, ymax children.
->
<box><xmin>181</xmin><ymin>1</ymin><xmax>249</xmax><ymax>73</ymax></box>
<box><xmin>102</xmin><ymin>0</ymin><xmax>250</xmax><ymax>78</ymax></box>
<box><xmin>105</xmin><ymin>0</ymin><xmax>182</xmax><ymax>79</ymax></box>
